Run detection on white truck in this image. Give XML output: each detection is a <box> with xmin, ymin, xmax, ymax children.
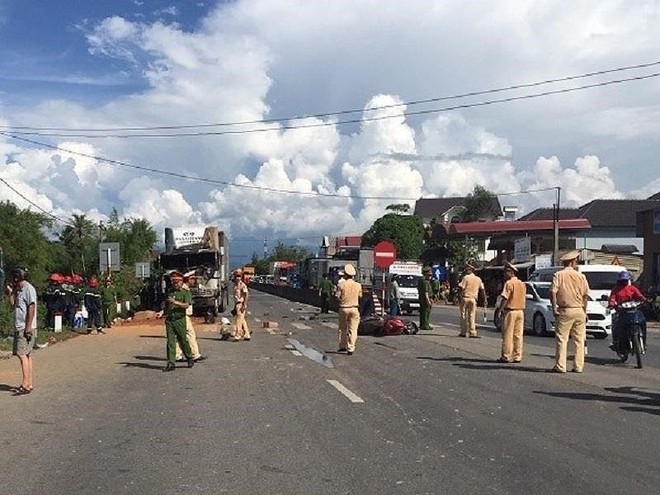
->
<box><xmin>388</xmin><ymin>261</ymin><xmax>424</xmax><ymax>314</ymax></box>
<box><xmin>160</xmin><ymin>226</ymin><xmax>230</xmax><ymax>323</ymax></box>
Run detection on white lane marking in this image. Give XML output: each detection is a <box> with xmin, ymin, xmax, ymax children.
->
<box><xmin>291</xmin><ymin>322</ymin><xmax>312</xmax><ymax>330</ymax></box>
<box><xmin>321</xmin><ymin>322</ymin><xmax>336</xmax><ymax>329</ymax></box>
<box><xmin>327</xmin><ymin>379</ymin><xmax>364</xmax><ymax>403</ymax></box>
<box><xmin>254</xmin><ymin>317</ymin><xmax>262</xmax><ymax>323</ymax></box>
<box><xmin>291</xmin><ymin>350</ymin><xmax>303</xmax><ymax>356</ymax></box>
<box><xmin>284</xmin><ymin>344</ymin><xmax>295</xmax><ymax>350</ymax></box>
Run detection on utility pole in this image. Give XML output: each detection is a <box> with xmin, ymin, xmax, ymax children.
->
<box><xmin>553</xmin><ymin>186</ymin><xmax>561</xmax><ymax>265</ymax></box>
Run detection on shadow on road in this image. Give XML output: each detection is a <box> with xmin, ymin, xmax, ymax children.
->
<box><xmin>416</xmin><ymin>356</ymin><xmax>548</xmax><ymax>373</ymax></box>
<box><xmin>118</xmin><ymin>361</ymin><xmax>163</xmax><ymax>370</ymax></box>
<box><xmin>0</xmin><ymin>383</ymin><xmax>18</xmax><ymax>392</ymax></box>
<box><xmin>534</xmin><ymin>386</ymin><xmax>660</xmax><ymax>416</ymax></box>
<box><xmin>139</xmin><ymin>335</ymin><xmax>165</xmax><ymax>339</ymax></box>
<box><xmin>134</xmin><ymin>355</ymin><xmax>166</xmax><ymax>361</ymax></box>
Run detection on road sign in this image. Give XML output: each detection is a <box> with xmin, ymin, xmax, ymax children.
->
<box><xmin>373</xmin><ymin>241</ymin><xmax>397</xmax><ymax>269</ymax></box>
<box><xmin>99</xmin><ymin>242</ymin><xmax>121</xmax><ymax>272</ymax></box>
<box><xmin>135</xmin><ymin>262</ymin><xmax>150</xmax><ymax>278</ymax></box>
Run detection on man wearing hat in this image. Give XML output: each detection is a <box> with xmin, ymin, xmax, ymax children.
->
<box><xmin>418</xmin><ymin>266</ymin><xmax>433</xmax><ymax>330</ymax></box>
<box><xmin>335</xmin><ymin>263</ymin><xmax>362</xmax><ymax>355</ymax></box>
<box><xmin>496</xmin><ymin>263</ymin><xmax>526</xmax><ymax>363</ymax></box>
<box><xmin>550</xmin><ymin>250</ymin><xmax>590</xmax><ymax>373</ymax></box>
<box><xmin>156</xmin><ymin>271</ymin><xmax>195</xmax><ymax>372</ymax></box>
<box><xmin>458</xmin><ymin>262</ymin><xmax>486</xmax><ymax>337</ymax></box>
<box><xmin>84</xmin><ymin>276</ymin><xmax>104</xmax><ymax>335</ymax></box>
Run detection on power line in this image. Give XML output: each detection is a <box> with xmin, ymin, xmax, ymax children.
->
<box><xmin>6</xmin><ymin>72</ymin><xmax>660</xmax><ymax>139</ymax></box>
<box><xmin>0</xmin><ymin>177</ymin><xmax>73</xmax><ymax>226</ymax></box>
<box><xmin>3</xmin><ymin>60</ymin><xmax>659</xmax><ymax>133</ymax></box>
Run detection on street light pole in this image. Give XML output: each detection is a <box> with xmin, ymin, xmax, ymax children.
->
<box><xmin>553</xmin><ymin>186</ymin><xmax>561</xmax><ymax>265</ymax></box>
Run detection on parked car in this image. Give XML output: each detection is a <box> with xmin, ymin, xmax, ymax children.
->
<box><xmin>493</xmin><ymin>281</ymin><xmax>611</xmax><ymax>338</ymax></box>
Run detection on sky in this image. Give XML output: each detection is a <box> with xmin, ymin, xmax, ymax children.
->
<box><xmin>1</xmin><ymin>0</ymin><xmax>659</xmax><ymax>266</ymax></box>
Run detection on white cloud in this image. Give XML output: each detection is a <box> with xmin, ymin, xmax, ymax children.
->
<box><xmin>2</xmin><ymin>0</ymin><xmax>659</xmax><ymax>259</ymax></box>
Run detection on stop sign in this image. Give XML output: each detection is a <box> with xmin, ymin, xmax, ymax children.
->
<box><xmin>373</xmin><ymin>241</ymin><xmax>397</xmax><ymax>269</ymax></box>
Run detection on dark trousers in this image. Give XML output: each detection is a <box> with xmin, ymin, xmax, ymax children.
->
<box><xmin>320</xmin><ymin>294</ymin><xmax>331</xmax><ymax>313</ymax></box>
<box><xmin>419</xmin><ymin>304</ymin><xmax>431</xmax><ymax>330</ymax></box>
<box><xmin>166</xmin><ymin>318</ymin><xmax>192</xmax><ymax>364</ymax></box>
<box><xmin>87</xmin><ymin>307</ymin><xmax>102</xmax><ymax>329</ymax></box>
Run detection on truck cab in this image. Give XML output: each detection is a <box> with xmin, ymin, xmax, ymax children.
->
<box><xmin>388</xmin><ymin>261</ymin><xmax>423</xmax><ymax>314</ymax></box>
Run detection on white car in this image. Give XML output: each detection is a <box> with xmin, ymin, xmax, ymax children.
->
<box><xmin>494</xmin><ymin>282</ymin><xmax>611</xmax><ymax>339</ymax></box>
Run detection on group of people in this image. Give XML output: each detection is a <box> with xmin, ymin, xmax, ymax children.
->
<box><xmin>157</xmin><ymin>267</ymin><xmax>251</xmax><ymax>372</ymax></box>
<box><xmin>43</xmin><ymin>276</ymin><xmax>118</xmax><ymax>334</ymax></box>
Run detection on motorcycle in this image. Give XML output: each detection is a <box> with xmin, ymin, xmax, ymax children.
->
<box><xmin>611</xmin><ymin>300</ymin><xmax>647</xmax><ymax>369</ymax></box>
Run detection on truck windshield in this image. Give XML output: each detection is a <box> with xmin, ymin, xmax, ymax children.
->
<box><xmin>397</xmin><ymin>275</ymin><xmax>421</xmax><ymax>288</ymax></box>
<box><xmin>161</xmin><ymin>251</ymin><xmax>216</xmax><ymax>270</ymax></box>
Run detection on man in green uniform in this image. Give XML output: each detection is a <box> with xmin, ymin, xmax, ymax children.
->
<box><xmin>99</xmin><ymin>277</ymin><xmax>117</xmax><ymax>329</ymax></box>
<box><xmin>318</xmin><ymin>273</ymin><xmax>334</xmax><ymax>313</ymax></box>
<box><xmin>418</xmin><ymin>266</ymin><xmax>433</xmax><ymax>330</ymax></box>
<box><xmin>157</xmin><ymin>271</ymin><xmax>195</xmax><ymax>372</ymax></box>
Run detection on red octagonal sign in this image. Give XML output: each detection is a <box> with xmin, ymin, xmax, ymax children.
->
<box><xmin>373</xmin><ymin>240</ymin><xmax>397</xmax><ymax>269</ymax></box>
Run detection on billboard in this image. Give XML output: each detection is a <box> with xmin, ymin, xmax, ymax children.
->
<box><xmin>170</xmin><ymin>226</ymin><xmax>207</xmax><ymax>248</ymax></box>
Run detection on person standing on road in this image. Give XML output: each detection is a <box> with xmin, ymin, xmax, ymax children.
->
<box><xmin>5</xmin><ymin>268</ymin><xmax>37</xmax><ymax>395</ymax></box>
<box><xmin>156</xmin><ymin>271</ymin><xmax>195</xmax><ymax>372</ymax></box>
<box><xmin>550</xmin><ymin>250</ymin><xmax>590</xmax><ymax>373</ymax></box>
<box><xmin>175</xmin><ymin>277</ymin><xmax>206</xmax><ymax>363</ymax></box>
<box><xmin>418</xmin><ymin>267</ymin><xmax>433</xmax><ymax>330</ymax></box>
<box><xmin>84</xmin><ymin>276</ymin><xmax>104</xmax><ymax>334</ymax></box>
<box><xmin>232</xmin><ymin>269</ymin><xmax>251</xmax><ymax>341</ymax></box>
<box><xmin>459</xmin><ymin>263</ymin><xmax>486</xmax><ymax>338</ymax></box>
<box><xmin>496</xmin><ymin>263</ymin><xmax>527</xmax><ymax>363</ymax></box>
<box><xmin>389</xmin><ymin>274</ymin><xmax>402</xmax><ymax>316</ymax></box>
<box><xmin>336</xmin><ymin>263</ymin><xmax>362</xmax><ymax>355</ymax></box>
<box><xmin>100</xmin><ymin>277</ymin><xmax>117</xmax><ymax>329</ymax></box>
<box><xmin>318</xmin><ymin>273</ymin><xmax>334</xmax><ymax>314</ymax></box>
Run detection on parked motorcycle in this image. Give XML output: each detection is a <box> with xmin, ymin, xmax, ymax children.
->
<box><xmin>611</xmin><ymin>300</ymin><xmax>647</xmax><ymax>369</ymax></box>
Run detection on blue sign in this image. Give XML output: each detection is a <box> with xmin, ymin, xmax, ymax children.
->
<box><xmin>432</xmin><ymin>265</ymin><xmax>446</xmax><ymax>281</ymax></box>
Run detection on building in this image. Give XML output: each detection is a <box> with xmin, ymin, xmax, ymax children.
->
<box><xmin>519</xmin><ymin>195</ymin><xmax>660</xmax><ymax>254</ymax></box>
<box><xmin>636</xmin><ymin>205</ymin><xmax>660</xmax><ymax>290</ymax></box>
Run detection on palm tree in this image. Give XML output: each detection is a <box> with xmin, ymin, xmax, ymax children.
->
<box><xmin>60</xmin><ymin>214</ymin><xmax>99</xmax><ymax>274</ymax></box>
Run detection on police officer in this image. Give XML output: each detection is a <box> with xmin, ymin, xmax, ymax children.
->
<box><xmin>336</xmin><ymin>263</ymin><xmax>362</xmax><ymax>355</ymax></box>
<box><xmin>496</xmin><ymin>262</ymin><xmax>527</xmax><ymax>363</ymax></box>
<box><xmin>318</xmin><ymin>273</ymin><xmax>334</xmax><ymax>314</ymax></box>
<box><xmin>550</xmin><ymin>250</ymin><xmax>590</xmax><ymax>373</ymax></box>
<box><xmin>418</xmin><ymin>267</ymin><xmax>433</xmax><ymax>330</ymax></box>
<box><xmin>459</xmin><ymin>263</ymin><xmax>486</xmax><ymax>338</ymax></box>
<box><xmin>232</xmin><ymin>269</ymin><xmax>251</xmax><ymax>341</ymax></box>
<box><xmin>156</xmin><ymin>271</ymin><xmax>195</xmax><ymax>372</ymax></box>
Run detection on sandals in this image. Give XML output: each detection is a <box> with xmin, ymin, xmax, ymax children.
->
<box><xmin>13</xmin><ymin>386</ymin><xmax>32</xmax><ymax>395</ymax></box>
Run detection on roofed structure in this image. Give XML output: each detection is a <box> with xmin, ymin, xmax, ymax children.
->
<box><xmin>414</xmin><ymin>196</ymin><xmax>502</xmax><ymax>224</ymax></box>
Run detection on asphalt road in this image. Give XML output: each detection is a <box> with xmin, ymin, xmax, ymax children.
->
<box><xmin>425</xmin><ymin>303</ymin><xmax>660</xmax><ymax>369</ymax></box>
<box><xmin>1</xmin><ymin>290</ymin><xmax>659</xmax><ymax>495</ymax></box>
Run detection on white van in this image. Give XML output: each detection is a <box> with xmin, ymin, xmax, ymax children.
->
<box><xmin>388</xmin><ymin>261</ymin><xmax>423</xmax><ymax>314</ymax></box>
<box><xmin>528</xmin><ymin>264</ymin><xmax>626</xmax><ymax>301</ymax></box>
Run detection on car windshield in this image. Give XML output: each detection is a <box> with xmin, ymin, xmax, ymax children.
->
<box><xmin>534</xmin><ymin>286</ymin><xmax>551</xmax><ymax>300</ymax></box>
<box><xmin>583</xmin><ymin>271</ymin><xmax>620</xmax><ymax>290</ymax></box>
<box><xmin>397</xmin><ymin>275</ymin><xmax>421</xmax><ymax>288</ymax></box>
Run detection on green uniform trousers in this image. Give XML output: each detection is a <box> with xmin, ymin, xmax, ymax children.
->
<box><xmin>419</xmin><ymin>303</ymin><xmax>432</xmax><ymax>330</ymax></box>
<box><xmin>166</xmin><ymin>317</ymin><xmax>193</xmax><ymax>365</ymax></box>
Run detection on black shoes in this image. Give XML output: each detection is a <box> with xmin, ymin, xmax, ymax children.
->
<box><xmin>347</xmin><ymin>351</ymin><xmax>354</xmax><ymax>355</ymax></box>
<box><xmin>163</xmin><ymin>363</ymin><xmax>175</xmax><ymax>372</ymax></box>
<box><xmin>187</xmin><ymin>359</ymin><xmax>195</xmax><ymax>368</ymax></box>
<box><xmin>496</xmin><ymin>357</ymin><xmax>511</xmax><ymax>363</ymax></box>
<box><xmin>194</xmin><ymin>356</ymin><xmax>207</xmax><ymax>362</ymax></box>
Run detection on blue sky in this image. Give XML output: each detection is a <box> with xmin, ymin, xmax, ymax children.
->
<box><xmin>1</xmin><ymin>0</ymin><xmax>659</xmax><ymax>266</ymax></box>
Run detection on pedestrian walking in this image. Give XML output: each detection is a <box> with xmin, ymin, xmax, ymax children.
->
<box><xmin>232</xmin><ymin>269</ymin><xmax>251</xmax><ymax>341</ymax></box>
<box><xmin>84</xmin><ymin>276</ymin><xmax>104</xmax><ymax>334</ymax></box>
<box><xmin>418</xmin><ymin>267</ymin><xmax>433</xmax><ymax>330</ymax></box>
<box><xmin>496</xmin><ymin>262</ymin><xmax>526</xmax><ymax>363</ymax></box>
<box><xmin>318</xmin><ymin>273</ymin><xmax>334</xmax><ymax>313</ymax></box>
<box><xmin>550</xmin><ymin>251</ymin><xmax>590</xmax><ymax>373</ymax></box>
<box><xmin>5</xmin><ymin>268</ymin><xmax>37</xmax><ymax>395</ymax></box>
<box><xmin>336</xmin><ymin>263</ymin><xmax>362</xmax><ymax>355</ymax></box>
<box><xmin>156</xmin><ymin>271</ymin><xmax>195</xmax><ymax>372</ymax></box>
<box><xmin>175</xmin><ymin>278</ymin><xmax>206</xmax><ymax>362</ymax></box>
<box><xmin>458</xmin><ymin>263</ymin><xmax>487</xmax><ymax>337</ymax></box>
<box><xmin>389</xmin><ymin>274</ymin><xmax>401</xmax><ymax>316</ymax></box>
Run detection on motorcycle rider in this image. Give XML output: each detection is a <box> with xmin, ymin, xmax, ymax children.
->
<box><xmin>607</xmin><ymin>270</ymin><xmax>646</xmax><ymax>350</ymax></box>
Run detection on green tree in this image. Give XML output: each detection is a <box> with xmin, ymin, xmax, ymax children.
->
<box><xmin>446</xmin><ymin>238</ymin><xmax>479</xmax><ymax>271</ymax></box>
<box><xmin>59</xmin><ymin>213</ymin><xmax>99</xmax><ymax>275</ymax></box>
<box><xmin>0</xmin><ymin>201</ymin><xmax>53</xmax><ymax>287</ymax></box>
<box><xmin>270</xmin><ymin>243</ymin><xmax>312</xmax><ymax>263</ymax></box>
<box><xmin>385</xmin><ymin>203</ymin><xmax>411</xmax><ymax>214</ymax></box>
<box><xmin>362</xmin><ymin>212</ymin><xmax>425</xmax><ymax>259</ymax></box>
<box><xmin>459</xmin><ymin>185</ymin><xmax>500</xmax><ymax>222</ymax></box>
